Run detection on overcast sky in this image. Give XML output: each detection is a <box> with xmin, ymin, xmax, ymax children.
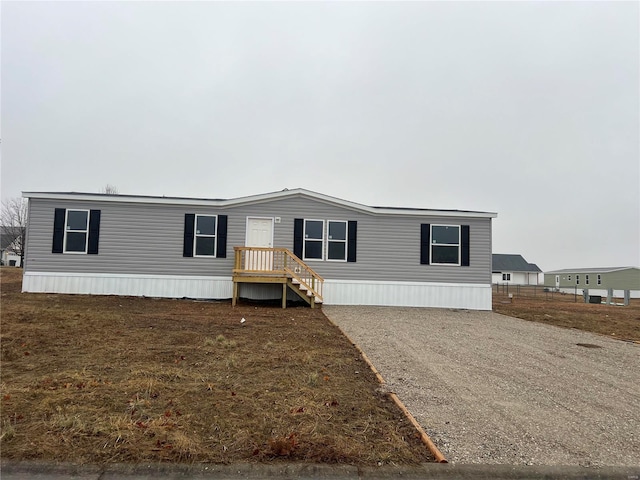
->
<box><xmin>1</xmin><ymin>1</ymin><xmax>638</xmax><ymax>272</ymax></box>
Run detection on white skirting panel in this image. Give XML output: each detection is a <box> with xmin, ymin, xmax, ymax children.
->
<box><xmin>323</xmin><ymin>279</ymin><xmax>492</xmax><ymax>310</ymax></box>
<box><xmin>22</xmin><ymin>272</ymin><xmax>233</xmax><ymax>299</ymax></box>
<box><xmin>22</xmin><ymin>272</ymin><xmax>493</xmax><ymax>309</ymax></box>
<box><xmin>558</xmin><ymin>288</ymin><xmax>640</xmax><ymax>299</ymax></box>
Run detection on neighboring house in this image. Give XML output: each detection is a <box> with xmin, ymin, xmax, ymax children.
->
<box><xmin>21</xmin><ymin>189</ymin><xmax>497</xmax><ymax>310</ymax></box>
<box><xmin>544</xmin><ymin>267</ymin><xmax>640</xmax><ymax>297</ymax></box>
<box><xmin>492</xmin><ymin>254</ymin><xmax>541</xmax><ymax>285</ymax></box>
<box><xmin>1</xmin><ymin>228</ymin><xmax>23</xmax><ymax>267</ymax></box>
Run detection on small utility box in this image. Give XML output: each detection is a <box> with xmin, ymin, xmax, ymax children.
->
<box><xmin>588</xmin><ymin>295</ymin><xmax>602</xmax><ymax>304</ymax></box>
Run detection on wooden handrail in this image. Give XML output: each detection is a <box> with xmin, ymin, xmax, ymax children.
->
<box><xmin>233</xmin><ymin>247</ymin><xmax>323</xmax><ymax>301</ymax></box>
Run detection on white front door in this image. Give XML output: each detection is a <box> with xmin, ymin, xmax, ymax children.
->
<box><xmin>555</xmin><ymin>275</ymin><xmax>560</xmax><ymax>288</ymax></box>
<box><xmin>245</xmin><ymin>217</ymin><xmax>274</xmax><ymax>270</ymax></box>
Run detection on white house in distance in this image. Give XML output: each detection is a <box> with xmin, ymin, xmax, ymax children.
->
<box><xmin>1</xmin><ymin>229</ymin><xmax>22</xmax><ymax>267</ymax></box>
<box><xmin>492</xmin><ymin>254</ymin><xmax>542</xmax><ymax>285</ymax></box>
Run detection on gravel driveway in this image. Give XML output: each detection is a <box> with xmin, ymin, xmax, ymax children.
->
<box><xmin>323</xmin><ymin>306</ymin><xmax>640</xmax><ymax>466</ymax></box>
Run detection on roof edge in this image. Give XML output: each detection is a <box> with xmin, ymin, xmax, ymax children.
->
<box><xmin>22</xmin><ymin>189</ymin><xmax>498</xmax><ymax>218</ymax></box>
<box><xmin>545</xmin><ymin>267</ymin><xmax>639</xmax><ymax>274</ymax></box>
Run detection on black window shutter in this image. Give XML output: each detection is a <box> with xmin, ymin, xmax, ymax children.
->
<box><xmin>347</xmin><ymin>221</ymin><xmax>357</xmax><ymax>262</ymax></box>
<box><xmin>420</xmin><ymin>224</ymin><xmax>430</xmax><ymax>265</ymax></box>
<box><xmin>52</xmin><ymin>208</ymin><xmax>66</xmax><ymax>253</ymax></box>
<box><xmin>293</xmin><ymin>218</ymin><xmax>303</xmax><ymax>258</ymax></box>
<box><xmin>87</xmin><ymin>210</ymin><xmax>101</xmax><ymax>254</ymax></box>
<box><xmin>183</xmin><ymin>214</ymin><xmax>195</xmax><ymax>257</ymax></box>
<box><xmin>216</xmin><ymin>215</ymin><xmax>228</xmax><ymax>258</ymax></box>
<box><xmin>461</xmin><ymin>225</ymin><xmax>470</xmax><ymax>266</ymax></box>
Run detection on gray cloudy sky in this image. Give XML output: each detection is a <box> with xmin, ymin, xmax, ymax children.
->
<box><xmin>2</xmin><ymin>1</ymin><xmax>638</xmax><ymax>271</ymax></box>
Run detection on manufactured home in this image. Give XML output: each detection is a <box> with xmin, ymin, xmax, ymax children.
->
<box><xmin>544</xmin><ymin>267</ymin><xmax>640</xmax><ymax>298</ymax></box>
<box><xmin>21</xmin><ymin>189</ymin><xmax>497</xmax><ymax>310</ymax></box>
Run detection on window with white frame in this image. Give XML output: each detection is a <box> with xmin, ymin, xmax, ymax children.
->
<box><xmin>431</xmin><ymin>225</ymin><xmax>460</xmax><ymax>265</ymax></box>
<box><xmin>568</xmin><ymin>275</ymin><xmax>571</xmax><ymax>282</ymax></box>
<box><xmin>502</xmin><ymin>273</ymin><xmax>511</xmax><ymax>281</ymax></box>
<box><xmin>585</xmin><ymin>274</ymin><xmax>589</xmax><ymax>285</ymax></box>
<box><xmin>327</xmin><ymin>220</ymin><xmax>347</xmax><ymax>261</ymax></box>
<box><xmin>597</xmin><ymin>274</ymin><xmax>602</xmax><ymax>285</ymax></box>
<box><xmin>194</xmin><ymin>215</ymin><xmax>217</xmax><ymax>256</ymax></box>
<box><xmin>64</xmin><ymin>209</ymin><xmax>89</xmax><ymax>253</ymax></box>
<box><xmin>576</xmin><ymin>274</ymin><xmax>580</xmax><ymax>284</ymax></box>
<box><xmin>303</xmin><ymin>219</ymin><xmax>324</xmax><ymax>260</ymax></box>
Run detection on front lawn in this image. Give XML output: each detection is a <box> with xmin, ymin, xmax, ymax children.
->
<box><xmin>0</xmin><ymin>267</ymin><xmax>432</xmax><ymax>465</ymax></box>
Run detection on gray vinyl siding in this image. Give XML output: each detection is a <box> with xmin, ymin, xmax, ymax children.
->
<box><xmin>22</xmin><ymin>199</ymin><xmax>33</xmax><ymax>269</ymax></box>
<box><xmin>25</xmin><ymin>196</ymin><xmax>492</xmax><ymax>284</ymax></box>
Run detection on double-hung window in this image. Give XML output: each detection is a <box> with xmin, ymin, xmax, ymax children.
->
<box><xmin>303</xmin><ymin>220</ymin><xmax>324</xmax><ymax>260</ymax></box>
<box><xmin>183</xmin><ymin>213</ymin><xmax>227</xmax><ymax>258</ymax></box>
<box><xmin>294</xmin><ymin>218</ymin><xmax>356</xmax><ymax>262</ymax></box>
<box><xmin>420</xmin><ymin>223</ymin><xmax>469</xmax><ymax>266</ymax></box>
<box><xmin>585</xmin><ymin>274</ymin><xmax>590</xmax><ymax>285</ymax></box>
<box><xmin>597</xmin><ymin>274</ymin><xmax>602</xmax><ymax>285</ymax></box>
<box><xmin>576</xmin><ymin>274</ymin><xmax>580</xmax><ymax>285</ymax></box>
<box><xmin>431</xmin><ymin>225</ymin><xmax>460</xmax><ymax>265</ymax></box>
<box><xmin>64</xmin><ymin>210</ymin><xmax>89</xmax><ymax>253</ymax></box>
<box><xmin>502</xmin><ymin>273</ymin><xmax>511</xmax><ymax>281</ymax></box>
<box><xmin>327</xmin><ymin>220</ymin><xmax>347</xmax><ymax>261</ymax></box>
<box><xmin>53</xmin><ymin>208</ymin><xmax>100</xmax><ymax>255</ymax></box>
<box><xmin>194</xmin><ymin>215</ymin><xmax>217</xmax><ymax>256</ymax></box>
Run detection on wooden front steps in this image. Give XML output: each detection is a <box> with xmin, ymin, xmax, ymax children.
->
<box><xmin>232</xmin><ymin>247</ymin><xmax>324</xmax><ymax>309</ymax></box>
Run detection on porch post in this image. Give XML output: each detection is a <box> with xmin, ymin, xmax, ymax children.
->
<box><xmin>232</xmin><ymin>281</ymin><xmax>238</xmax><ymax>307</ymax></box>
<box><xmin>282</xmin><ymin>282</ymin><xmax>287</xmax><ymax>309</ymax></box>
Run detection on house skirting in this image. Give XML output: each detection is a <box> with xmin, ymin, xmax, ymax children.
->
<box><xmin>323</xmin><ymin>279</ymin><xmax>492</xmax><ymax>310</ymax></box>
<box><xmin>22</xmin><ymin>272</ymin><xmax>492</xmax><ymax>310</ymax></box>
<box><xmin>556</xmin><ymin>287</ymin><xmax>640</xmax><ymax>299</ymax></box>
<box><xmin>22</xmin><ymin>272</ymin><xmax>234</xmax><ymax>299</ymax></box>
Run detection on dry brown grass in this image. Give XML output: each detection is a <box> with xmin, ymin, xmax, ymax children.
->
<box><xmin>493</xmin><ymin>288</ymin><xmax>640</xmax><ymax>342</ymax></box>
<box><xmin>0</xmin><ymin>267</ymin><xmax>433</xmax><ymax>465</ymax></box>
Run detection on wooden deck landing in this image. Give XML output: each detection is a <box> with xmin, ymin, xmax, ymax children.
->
<box><xmin>232</xmin><ymin>247</ymin><xmax>324</xmax><ymax>308</ymax></box>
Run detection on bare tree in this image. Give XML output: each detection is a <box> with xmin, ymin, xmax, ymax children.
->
<box><xmin>1</xmin><ymin>197</ymin><xmax>28</xmax><ymax>267</ymax></box>
<box><xmin>101</xmin><ymin>184</ymin><xmax>119</xmax><ymax>195</ymax></box>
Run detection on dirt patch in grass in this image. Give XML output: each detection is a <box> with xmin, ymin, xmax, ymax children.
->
<box><xmin>493</xmin><ymin>289</ymin><xmax>640</xmax><ymax>342</ymax></box>
<box><xmin>0</xmin><ymin>268</ymin><xmax>433</xmax><ymax>465</ymax></box>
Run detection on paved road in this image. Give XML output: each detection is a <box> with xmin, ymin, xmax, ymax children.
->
<box><xmin>323</xmin><ymin>306</ymin><xmax>640</xmax><ymax>467</ymax></box>
<box><xmin>2</xmin><ymin>461</ymin><xmax>639</xmax><ymax>479</ymax></box>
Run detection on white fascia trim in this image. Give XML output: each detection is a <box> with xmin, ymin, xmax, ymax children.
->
<box><xmin>324</xmin><ymin>278</ymin><xmax>491</xmax><ymax>288</ymax></box>
<box><xmin>23</xmin><ymin>271</ymin><xmax>232</xmax><ymax>281</ymax></box>
<box><xmin>23</xmin><ymin>189</ymin><xmax>497</xmax><ymax>219</ymax></box>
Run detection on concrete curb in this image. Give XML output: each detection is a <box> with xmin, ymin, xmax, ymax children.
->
<box><xmin>2</xmin><ymin>460</ymin><xmax>639</xmax><ymax>479</ymax></box>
